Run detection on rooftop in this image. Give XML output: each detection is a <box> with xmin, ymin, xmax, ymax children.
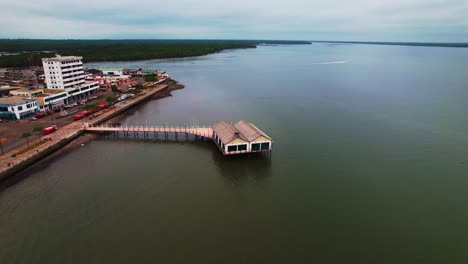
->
<box><xmin>99</xmin><ymin>68</ymin><xmax>124</xmax><ymax>71</ymax></box>
<box><xmin>42</xmin><ymin>56</ymin><xmax>82</xmax><ymax>62</ymax></box>
<box><xmin>212</xmin><ymin>121</ymin><xmax>238</xmax><ymax>144</ymax></box>
<box><xmin>234</xmin><ymin>120</ymin><xmax>271</xmax><ymax>142</ymax></box>
<box><xmin>10</xmin><ymin>88</ymin><xmax>43</xmax><ymax>93</ymax></box>
<box><xmin>0</xmin><ymin>86</ymin><xmax>21</xmax><ymax>91</ymax></box>
<box><xmin>43</xmin><ymin>88</ymin><xmax>66</xmax><ymax>94</ymax></box>
<box><xmin>0</xmin><ymin>96</ymin><xmax>36</xmax><ymax>105</ymax></box>
<box><xmin>212</xmin><ymin>120</ymin><xmax>271</xmax><ymax>144</ymax></box>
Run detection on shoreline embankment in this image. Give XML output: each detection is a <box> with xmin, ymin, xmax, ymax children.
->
<box><xmin>0</xmin><ymin>79</ymin><xmax>184</xmax><ymax>184</ymax></box>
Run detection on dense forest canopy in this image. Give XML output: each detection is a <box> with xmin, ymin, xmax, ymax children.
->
<box><xmin>0</xmin><ymin>39</ymin><xmax>311</xmax><ymax>67</ymax></box>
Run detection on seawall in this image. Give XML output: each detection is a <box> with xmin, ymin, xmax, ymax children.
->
<box><xmin>0</xmin><ymin>80</ymin><xmax>182</xmax><ymax>182</ymax></box>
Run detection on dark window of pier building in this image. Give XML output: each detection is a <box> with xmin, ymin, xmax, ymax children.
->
<box><xmin>0</xmin><ymin>107</ymin><xmax>8</xmax><ymax>112</ymax></box>
<box><xmin>252</xmin><ymin>143</ymin><xmax>260</xmax><ymax>151</ymax></box>
<box><xmin>261</xmin><ymin>142</ymin><xmax>270</xmax><ymax>150</ymax></box>
<box><xmin>18</xmin><ymin>106</ymin><xmax>23</xmax><ymax>111</ymax></box>
<box><xmin>238</xmin><ymin>144</ymin><xmax>247</xmax><ymax>151</ymax></box>
<box><xmin>228</xmin><ymin>145</ymin><xmax>237</xmax><ymax>152</ymax></box>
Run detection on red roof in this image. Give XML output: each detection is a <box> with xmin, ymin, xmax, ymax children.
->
<box><xmin>212</xmin><ymin>120</ymin><xmax>271</xmax><ymax>144</ymax></box>
<box><xmin>212</xmin><ymin>121</ymin><xmax>237</xmax><ymax>144</ymax></box>
<box><xmin>234</xmin><ymin>120</ymin><xmax>271</xmax><ymax>142</ymax></box>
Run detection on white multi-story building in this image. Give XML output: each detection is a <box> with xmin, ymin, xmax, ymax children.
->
<box><xmin>41</xmin><ymin>55</ymin><xmax>99</xmax><ymax>109</ymax></box>
<box><xmin>42</xmin><ymin>56</ymin><xmax>85</xmax><ymax>89</ymax></box>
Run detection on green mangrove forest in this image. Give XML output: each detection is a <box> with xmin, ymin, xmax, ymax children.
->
<box><xmin>0</xmin><ymin>39</ymin><xmax>311</xmax><ymax>67</ymax></box>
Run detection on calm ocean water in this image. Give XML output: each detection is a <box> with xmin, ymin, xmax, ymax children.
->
<box><xmin>2</xmin><ymin>44</ymin><xmax>468</xmax><ymax>263</ymax></box>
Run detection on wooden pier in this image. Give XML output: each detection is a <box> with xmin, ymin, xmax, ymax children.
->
<box><xmin>83</xmin><ymin>123</ymin><xmax>213</xmax><ymax>139</ymax></box>
<box><xmin>83</xmin><ymin>120</ymin><xmax>273</xmax><ymax>157</ymax></box>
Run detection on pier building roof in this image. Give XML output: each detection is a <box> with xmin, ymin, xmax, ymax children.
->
<box><xmin>212</xmin><ymin>121</ymin><xmax>238</xmax><ymax>143</ymax></box>
<box><xmin>233</xmin><ymin>120</ymin><xmax>271</xmax><ymax>142</ymax></box>
<box><xmin>213</xmin><ymin>120</ymin><xmax>272</xmax><ymax>144</ymax></box>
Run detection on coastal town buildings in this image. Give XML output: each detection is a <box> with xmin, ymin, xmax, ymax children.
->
<box><xmin>99</xmin><ymin>68</ymin><xmax>124</xmax><ymax>76</ymax></box>
<box><xmin>10</xmin><ymin>88</ymin><xmax>44</xmax><ymax>97</ymax></box>
<box><xmin>41</xmin><ymin>55</ymin><xmax>100</xmax><ymax>109</ymax></box>
<box><xmin>0</xmin><ymin>96</ymin><xmax>39</xmax><ymax>120</ymax></box>
<box><xmin>43</xmin><ymin>56</ymin><xmax>85</xmax><ymax>89</ymax></box>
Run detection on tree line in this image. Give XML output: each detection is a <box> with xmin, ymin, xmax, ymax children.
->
<box><xmin>0</xmin><ymin>39</ymin><xmax>311</xmax><ymax>67</ymax></box>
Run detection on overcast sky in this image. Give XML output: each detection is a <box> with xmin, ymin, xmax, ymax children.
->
<box><xmin>1</xmin><ymin>0</ymin><xmax>468</xmax><ymax>42</ymax></box>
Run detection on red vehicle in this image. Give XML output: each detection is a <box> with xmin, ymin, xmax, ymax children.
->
<box><xmin>33</xmin><ymin>112</ymin><xmax>46</xmax><ymax>119</ymax></box>
<box><xmin>91</xmin><ymin>107</ymin><xmax>100</xmax><ymax>113</ymax></box>
<box><xmin>82</xmin><ymin>110</ymin><xmax>92</xmax><ymax>116</ymax></box>
<box><xmin>43</xmin><ymin>125</ymin><xmax>57</xmax><ymax>134</ymax></box>
<box><xmin>99</xmin><ymin>103</ymin><xmax>108</xmax><ymax>109</ymax></box>
<box><xmin>73</xmin><ymin>113</ymin><xmax>84</xmax><ymax>120</ymax></box>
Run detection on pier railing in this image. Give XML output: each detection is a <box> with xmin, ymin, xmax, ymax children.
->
<box><xmin>83</xmin><ymin>123</ymin><xmax>214</xmax><ymax>138</ymax></box>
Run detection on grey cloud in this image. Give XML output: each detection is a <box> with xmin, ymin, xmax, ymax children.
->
<box><xmin>0</xmin><ymin>0</ymin><xmax>467</xmax><ymax>41</ymax></box>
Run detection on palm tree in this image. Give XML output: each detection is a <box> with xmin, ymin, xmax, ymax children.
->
<box><xmin>21</xmin><ymin>132</ymin><xmax>32</xmax><ymax>148</ymax></box>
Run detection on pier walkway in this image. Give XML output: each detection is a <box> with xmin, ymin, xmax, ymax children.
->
<box><xmin>83</xmin><ymin>123</ymin><xmax>213</xmax><ymax>138</ymax></box>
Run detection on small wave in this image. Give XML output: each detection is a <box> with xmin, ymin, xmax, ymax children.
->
<box><xmin>312</xmin><ymin>61</ymin><xmax>347</xmax><ymax>65</ymax></box>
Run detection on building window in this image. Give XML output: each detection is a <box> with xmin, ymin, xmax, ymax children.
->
<box><xmin>252</xmin><ymin>143</ymin><xmax>260</xmax><ymax>151</ymax></box>
<box><xmin>261</xmin><ymin>142</ymin><xmax>270</xmax><ymax>150</ymax></box>
<box><xmin>228</xmin><ymin>145</ymin><xmax>237</xmax><ymax>152</ymax></box>
<box><xmin>18</xmin><ymin>106</ymin><xmax>23</xmax><ymax>111</ymax></box>
<box><xmin>238</xmin><ymin>144</ymin><xmax>247</xmax><ymax>151</ymax></box>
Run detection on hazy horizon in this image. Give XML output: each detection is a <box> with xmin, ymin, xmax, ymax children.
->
<box><xmin>1</xmin><ymin>38</ymin><xmax>468</xmax><ymax>44</ymax></box>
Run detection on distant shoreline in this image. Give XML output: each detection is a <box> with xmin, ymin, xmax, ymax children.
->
<box><xmin>311</xmin><ymin>40</ymin><xmax>468</xmax><ymax>48</ymax></box>
<box><xmin>0</xmin><ymin>39</ymin><xmax>311</xmax><ymax>67</ymax></box>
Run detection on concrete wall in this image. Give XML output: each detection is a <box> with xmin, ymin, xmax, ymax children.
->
<box><xmin>0</xmin><ymin>130</ymin><xmax>84</xmax><ymax>182</ymax></box>
<box><xmin>0</xmin><ymin>83</ymin><xmax>171</xmax><ymax>182</ymax></box>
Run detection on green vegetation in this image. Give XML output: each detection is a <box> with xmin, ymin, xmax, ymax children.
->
<box><xmin>105</xmin><ymin>96</ymin><xmax>116</xmax><ymax>103</ymax></box>
<box><xmin>84</xmin><ymin>104</ymin><xmax>98</xmax><ymax>110</ymax></box>
<box><xmin>135</xmin><ymin>84</ymin><xmax>144</xmax><ymax>90</ymax></box>
<box><xmin>145</xmin><ymin>74</ymin><xmax>158</xmax><ymax>82</ymax></box>
<box><xmin>0</xmin><ymin>39</ymin><xmax>311</xmax><ymax>67</ymax></box>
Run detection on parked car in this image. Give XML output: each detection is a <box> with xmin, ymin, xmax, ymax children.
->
<box><xmin>43</xmin><ymin>125</ymin><xmax>58</xmax><ymax>134</ymax></box>
<box><xmin>99</xmin><ymin>103</ymin><xmax>108</xmax><ymax>109</ymax></box>
<box><xmin>91</xmin><ymin>107</ymin><xmax>100</xmax><ymax>113</ymax></box>
<box><xmin>82</xmin><ymin>110</ymin><xmax>92</xmax><ymax>116</ymax></box>
<box><xmin>89</xmin><ymin>96</ymin><xmax>98</xmax><ymax>100</ymax></box>
<box><xmin>73</xmin><ymin>113</ymin><xmax>84</xmax><ymax>120</ymax></box>
<box><xmin>33</xmin><ymin>112</ymin><xmax>46</xmax><ymax>119</ymax></box>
